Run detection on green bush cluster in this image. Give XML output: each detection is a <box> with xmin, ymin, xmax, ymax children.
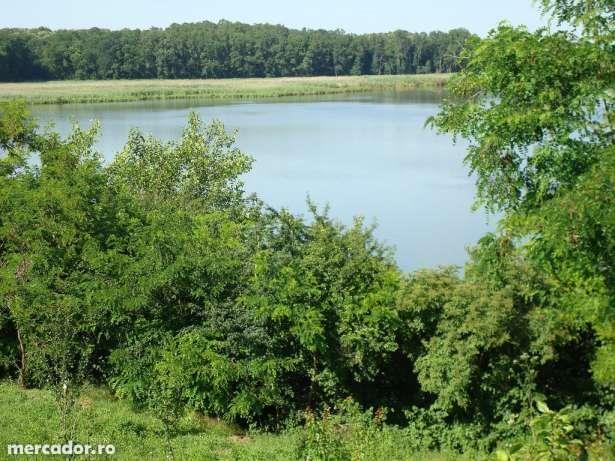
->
<box><xmin>0</xmin><ymin>99</ymin><xmax>612</xmax><ymax>455</ymax></box>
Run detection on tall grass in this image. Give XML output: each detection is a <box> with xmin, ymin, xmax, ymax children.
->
<box><xmin>0</xmin><ymin>381</ymin><xmax>472</xmax><ymax>460</ymax></box>
<box><xmin>0</xmin><ymin>74</ymin><xmax>450</xmax><ymax>105</ymax></box>
<box><xmin>1</xmin><ymin>382</ymin><xmax>612</xmax><ymax>460</ymax></box>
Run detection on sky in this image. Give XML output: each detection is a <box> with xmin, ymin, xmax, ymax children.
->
<box><xmin>1</xmin><ymin>0</ymin><xmax>548</xmax><ymax>36</ymax></box>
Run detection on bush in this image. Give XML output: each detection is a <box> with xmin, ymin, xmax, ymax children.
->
<box><xmin>296</xmin><ymin>399</ymin><xmax>392</xmax><ymax>461</ymax></box>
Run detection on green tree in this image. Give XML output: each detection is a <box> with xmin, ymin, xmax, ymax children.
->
<box><xmin>429</xmin><ymin>0</ymin><xmax>614</xmax><ymax>387</ymax></box>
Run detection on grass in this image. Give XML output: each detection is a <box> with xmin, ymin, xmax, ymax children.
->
<box><xmin>1</xmin><ymin>381</ymin><xmax>613</xmax><ymax>460</ymax></box>
<box><xmin>0</xmin><ymin>74</ymin><xmax>450</xmax><ymax>105</ymax></box>
<box><xmin>0</xmin><ymin>381</ymin><xmax>473</xmax><ymax>461</ymax></box>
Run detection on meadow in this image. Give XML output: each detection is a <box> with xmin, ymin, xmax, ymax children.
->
<box><xmin>0</xmin><ymin>382</ymin><xmax>477</xmax><ymax>461</ymax></box>
<box><xmin>0</xmin><ymin>74</ymin><xmax>449</xmax><ymax>105</ymax></box>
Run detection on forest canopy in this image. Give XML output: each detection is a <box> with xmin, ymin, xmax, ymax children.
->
<box><xmin>0</xmin><ymin>21</ymin><xmax>473</xmax><ymax>81</ymax></box>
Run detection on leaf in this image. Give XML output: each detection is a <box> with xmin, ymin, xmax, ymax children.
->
<box><xmin>536</xmin><ymin>400</ymin><xmax>551</xmax><ymax>414</ymax></box>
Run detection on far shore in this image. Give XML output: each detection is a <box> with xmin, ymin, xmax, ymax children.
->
<box><xmin>0</xmin><ymin>74</ymin><xmax>451</xmax><ymax>105</ymax></box>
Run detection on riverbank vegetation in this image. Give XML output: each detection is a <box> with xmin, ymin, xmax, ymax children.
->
<box><xmin>0</xmin><ymin>0</ymin><xmax>613</xmax><ymax>459</ymax></box>
<box><xmin>0</xmin><ymin>74</ymin><xmax>449</xmax><ymax>105</ymax></box>
<box><xmin>0</xmin><ymin>23</ymin><xmax>471</xmax><ymax>82</ymax></box>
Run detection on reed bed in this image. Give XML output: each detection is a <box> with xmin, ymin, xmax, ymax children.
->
<box><xmin>0</xmin><ymin>74</ymin><xmax>450</xmax><ymax>105</ymax></box>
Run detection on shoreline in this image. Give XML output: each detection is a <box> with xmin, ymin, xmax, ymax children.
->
<box><xmin>0</xmin><ymin>74</ymin><xmax>450</xmax><ymax>105</ymax></box>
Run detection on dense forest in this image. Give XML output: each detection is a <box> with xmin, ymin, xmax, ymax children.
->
<box><xmin>0</xmin><ymin>22</ymin><xmax>473</xmax><ymax>81</ymax></box>
<box><xmin>0</xmin><ymin>0</ymin><xmax>614</xmax><ymax>459</ymax></box>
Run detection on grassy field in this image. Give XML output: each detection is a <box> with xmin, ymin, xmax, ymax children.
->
<box><xmin>1</xmin><ymin>382</ymin><xmax>612</xmax><ymax>461</ymax></box>
<box><xmin>0</xmin><ymin>74</ymin><xmax>450</xmax><ymax>105</ymax></box>
<box><xmin>0</xmin><ymin>381</ymin><xmax>477</xmax><ymax>461</ymax></box>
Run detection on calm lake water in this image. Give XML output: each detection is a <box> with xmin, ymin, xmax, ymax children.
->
<box><xmin>32</xmin><ymin>91</ymin><xmax>495</xmax><ymax>271</ymax></box>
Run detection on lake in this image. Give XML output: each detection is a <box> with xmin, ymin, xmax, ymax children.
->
<box><xmin>32</xmin><ymin>91</ymin><xmax>495</xmax><ymax>271</ymax></box>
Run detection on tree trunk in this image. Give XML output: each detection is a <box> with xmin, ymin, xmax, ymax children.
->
<box><xmin>16</xmin><ymin>327</ymin><xmax>26</xmax><ymax>388</ymax></box>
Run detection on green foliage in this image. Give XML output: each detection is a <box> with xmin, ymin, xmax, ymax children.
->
<box><xmin>110</xmin><ymin>113</ymin><xmax>252</xmax><ymax>212</ymax></box>
<box><xmin>240</xmin><ymin>207</ymin><xmax>403</xmax><ymax>413</ymax></box>
<box><xmin>0</xmin><ymin>100</ymin><xmax>36</xmax><ymax>150</ymax></box>
<box><xmin>297</xmin><ymin>399</ymin><xmax>402</xmax><ymax>461</ymax></box>
<box><xmin>150</xmin><ymin>326</ymin><xmax>298</xmax><ymax>427</ymax></box>
<box><xmin>299</xmin><ymin>407</ymin><xmax>351</xmax><ymax>461</ymax></box>
<box><xmin>401</xmin><ymin>406</ymin><xmax>485</xmax><ymax>453</ymax></box>
<box><xmin>120</xmin><ymin>204</ymin><xmax>406</xmax><ymax>428</ymax></box>
<box><xmin>429</xmin><ymin>0</ymin><xmax>615</xmax><ymax>388</ymax></box>
<box><xmin>0</xmin><ymin>104</ymin><xmax>119</xmax><ymax>388</ymax></box>
<box><xmin>495</xmin><ymin>399</ymin><xmax>585</xmax><ymax>461</ymax></box>
<box><xmin>0</xmin><ymin>23</ymin><xmax>473</xmax><ymax>81</ymax></box>
<box><xmin>397</xmin><ymin>257</ymin><xmax>605</xmax><ymax>450</ymax></box>
<box><xmin>428</xmin><ymin>24</ymin><xmax>612</xmax><ymax>214</ymax></box>
<box><xmin>537</xmin><ymin>0</ymin><xmax>615</xmax><ymax>39</ymax></box>
<box><xmin>414</xmin><ymin>281</ymin><xmax>516</xmax><ymax>412</ymax></box>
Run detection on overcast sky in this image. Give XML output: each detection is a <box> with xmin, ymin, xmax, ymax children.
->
<box><xmin>1</xmin><ymin>0</ymin><xmax>549</xmax><ymax>36</ymax></box>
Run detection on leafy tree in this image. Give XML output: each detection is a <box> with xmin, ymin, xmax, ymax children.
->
<box><xmin>429</xmin><ymin>0</ymin><xmax>614</xmax><ymax>387</ymax></box>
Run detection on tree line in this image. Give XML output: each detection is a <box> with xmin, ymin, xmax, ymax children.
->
<box><xmin>0</xmin><ymin>21</ymin><xmax>473</xmax><ymax>81</ymax></box>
